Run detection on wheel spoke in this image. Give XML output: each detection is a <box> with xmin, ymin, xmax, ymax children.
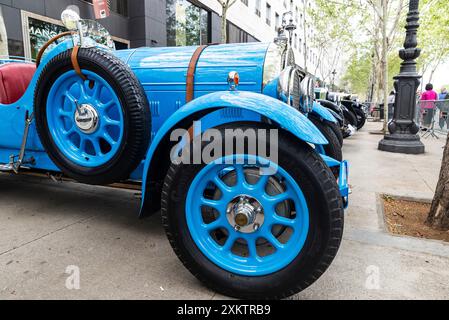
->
<box><xmin>247</xmin><ymin>238</ymin><xmax>259</xmax><ymax>259</ymax></box>
<box><xmin>62</xmin><ymin>126</ymin><xmax>75</xmax><ymax>136</ymax></box>
<box><xmin>91</xmin><ymin>82</ymin><xmax>102</xmax><ymax>101</ymax></box>
<box><xmin>79</xmin><ymin>138</ymin><xmax>87</xmax><ymax>152</ymax></box>
<box><xmin>200</xmin><ymin>197</ymin><xmax>225</xmax><ymax>211</ymax></box>
<box><xmin>103</xmin><ymin>132</ymin><xmax>117</xmax><ymax>146</ymax></box>
<box><xmin>254</xmin><ymin>174</ymin><xmax>270</xmax><ymax>190</ymax></box>
<box><xmin>213</xmin><ymin>176</ymin><xmax>233</xmax><ymax>194</ymax></box>
<box><xmin>265</xmin><ymin>192</ymin><xmax>291</xmax><ymax>205</ymax></box>
<box><xmin>235</xmin><ymin>165</ymin><xmax>246</xmax><ymax>185</ymax></box>
<box><xmin>78</xmin><ymin>81</ymin><xmax>87</xmax><ymax>99</ymax></box>
<box><xmin>221</xmin><ymin>232</ymin><xmax>237</xmax><ymax>252</ymax></box>
<box><xmin>103</xmin><ymin>116</ymin><xmax>121</xmax><ymax>127</ymax></box>
<box><xmin>58</xmin><ymin>109</ymin><xmax>73</xmax><ymax>118</ymax></box>
<box><xmin>100</xmin><ymin>100</ymin><xmax>116</xmax><ymax>110</ymax></box>
<box><xmin>271</xmin><ymin>215</ymin><xmax>296</xmax><ymax>227</ymax></box>
<box><xmin>266</xmin><ymin>233</ymin><xmax>284</xmax><ymax>250</ymax></box>
<box><xmin>203</xmin><ymin>217</ymin><xmax>227</xmax><ymax>231</ymax></box>
<box><xmin>91</xmin><ymin>138</ymin><xmax>103</xmax><ymax>156</ymax></box>
<box><xmin>64</xmin><ymin>93</ymin><xmax>77</xmax><ymax>110</ymax></box>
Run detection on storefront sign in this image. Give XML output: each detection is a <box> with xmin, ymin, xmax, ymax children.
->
<box><xmin>28</xmin><ymin>17</ymin><xmax>65</xmax><ymax>59</ymax></box>
<box><xmin>93</xmin><ymin>0</ymin><xmax>110</xmax><ymax>20</ymax></box>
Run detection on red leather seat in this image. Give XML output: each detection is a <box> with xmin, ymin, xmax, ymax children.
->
<box><xmin>0</xmin><ymin>63</ymin><xmax>36</xmax><ymax>105</ymax></box>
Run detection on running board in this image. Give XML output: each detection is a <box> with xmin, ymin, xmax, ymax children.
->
<box><xmin>0</xmin><ymin>162</ymin><xmax>14</xmax><ymax>172</ymax></box>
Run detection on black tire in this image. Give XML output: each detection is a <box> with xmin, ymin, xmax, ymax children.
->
<box><xmin>328</xmin><ymin>120</ymin><xmax>344</xmax><ymax>146</ymax></box>
<box><xmin>34</xmin><ymin>48</ymin><xmax>151</xmax><ymax>185</ymax></box>
<box><xmin>343</xmin><ymin>108</ymin><xmax>358</xmax><ymax>128</ymax></box>
<box><xmin>161</xmin><ymin>123</ymin><xmax>344</xmax><ymax>299</ymax></box>
<box><xmin>354</xmin><ymin>108</ymin><xmax>366</xmax><ymax>130</ymax></box>
<box><xmin>308</xmin><ymin>116</ymin><xmax>343</xmax><ymax>162</ymax></box>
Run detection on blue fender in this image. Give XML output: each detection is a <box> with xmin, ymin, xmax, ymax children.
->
<box><xmin>311</xmin><ymin>101</ymin><xmax>338</xmax><ymax>123</ymax></box>
<box><xmin>139</xmin><ymin>90</ymin><xmax>328</xmax><ymax>216</ymax></box>
<box><xmin>320</xmin><ymin>154</ymin><xmax>340</xmax><ymax>168</ymax></box>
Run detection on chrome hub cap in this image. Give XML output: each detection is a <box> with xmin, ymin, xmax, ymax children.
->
<box><xmin>226</xmin><ymin>195</ymin><xmax>264</xmax><ymax>234</ymax></box>
<box><xmin>74</xmin><ymin>104</ymin><xmax>99</xmax><ymax>134</ymax></box>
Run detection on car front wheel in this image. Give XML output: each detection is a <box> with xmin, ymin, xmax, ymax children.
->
<box><xmin>161</xmin><ymin>123</ymin><xmax>344</xmax><ymax>299</ymax></box>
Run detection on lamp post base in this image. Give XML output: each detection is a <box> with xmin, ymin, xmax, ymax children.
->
<box><xmin>378</xmin><ymin>133</ymin><xmax>425</xmax><ymax>154</ymax></box>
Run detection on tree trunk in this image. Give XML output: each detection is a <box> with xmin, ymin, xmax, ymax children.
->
<box><xmin>221</xmin><ymin>6</ymin><xmax>228</xmax><ymax>44</ymax></box>
<box><xmin>427</xmin><ymin>133</ymin><xmax>449</xmax><ymax>230</ymax></box>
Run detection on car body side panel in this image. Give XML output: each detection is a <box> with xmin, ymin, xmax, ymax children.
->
<box><xmin>0</xmin><ymin>41</ymin><xmax>73</xmax><ymax>168</ymax></box>
<box><xmin>115</xmin><ymin>43</ymin><xmax>269</xmax><ymax>140</ymax></box>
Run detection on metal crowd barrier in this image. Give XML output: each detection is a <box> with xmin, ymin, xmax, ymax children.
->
<box><xmin>417</xmin><ymin>100</ymin><xmax>449</xmax><ymax>138</ymax></box>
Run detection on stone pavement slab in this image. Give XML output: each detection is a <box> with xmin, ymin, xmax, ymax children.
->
<box><xmin>0</xmin><ymin>121</ymin><xmax>447</xmax><ymax>300</ymax></box>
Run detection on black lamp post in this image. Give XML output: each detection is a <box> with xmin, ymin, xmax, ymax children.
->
<box><xmin>378</xmin><ymin>0</ymin><xmax>425</xmax><ymax>154</ymax></box>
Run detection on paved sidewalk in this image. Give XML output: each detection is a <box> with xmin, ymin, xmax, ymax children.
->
<box><xmin>0</xmin><ymin>121</ymin><xmax>447</xmax><ymax>300</ymax></box>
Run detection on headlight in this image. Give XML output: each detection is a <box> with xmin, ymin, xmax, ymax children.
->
<box><xmin>277</xmin><ymin>66</ymin><xmax>294</xmax><ymax>104</ymax></box>
<box><xmin>263</xmin><ymin>43</ymin><xmax>285</xmax><ymax>87</ymax></box>
<box><xmin>299</xmin><ymin>75</ymin><xmax>316</xmax><ymax>113</ymax></box>
<box><xmin>61</xmin><ymin>8</ymin><xmax>81</xmax><ymax>31</ymax></box>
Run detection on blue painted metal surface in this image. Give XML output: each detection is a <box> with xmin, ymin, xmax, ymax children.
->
<box><xmin>311</xmin><ymin>101</ymin><xmax>338</xmax><ymax>123</ymax></box>
<box><xmin>0</xmin><ymin>41</ymin><xmax>73</xmax><ymax>169</ymax></box>
<box><xmin>114</xmin><ymin>43</ymin><xmax>269</xmax><ymax>139</ymax></box>
<box><xmin>320</xmin><ymin>154</ymin><xmax>340</xmax><ymax>168</ymax></box>
<box><xmin>46</xmin><ymin>70</ymin><xmax>124</xmax><ymax>167</ymax></box>
<box><xmin>139</xmin><ymin>90</ymin><xmax>329</xmax><ymax>214</ymax></box>
<box><xmin>186</xmin><ymin>154</ymin><xmax>309</xmax><ymax>276</ymax></box>
<box><xmin>339</xmin><ymin>160</ymin><xmax>350</xmax><ymax>209</ymax></box>
<box><xmin>0</xmin><ymin>39</ymin><xmax>349</xmax><ymax>214</ymax></box>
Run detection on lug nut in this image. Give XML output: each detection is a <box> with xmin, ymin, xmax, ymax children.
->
<box><xmin>253</xmin><ymin>223</ymin><xmax>260</xmax><ymax>231</ymax></box>
<box><xmin>234</xmin><ymin>225</ymin><xmax>241</xmax><ymax>232</ymax></box>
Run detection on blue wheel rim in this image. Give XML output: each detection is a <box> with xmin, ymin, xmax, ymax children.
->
<box><xmin>186</xmin><ymin>154</ymin><xmax>309</xmax><ymax>276</ymax></box>
<box><xmin>46</xmin><ymin>70</ymin><xmax>124</xmax><ymax>167</ymax></box>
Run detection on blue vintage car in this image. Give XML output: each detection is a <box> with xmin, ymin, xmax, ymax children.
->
<box><xmin>0</xmin><ymin>9</ymin><xmax>348</xmax><ymax>299</ymax></box>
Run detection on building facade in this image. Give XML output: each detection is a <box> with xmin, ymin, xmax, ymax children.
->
<box><xmin>0</xmin><ymin>0</ymin><xmax>327</xmax><ymax>77</ymax></box>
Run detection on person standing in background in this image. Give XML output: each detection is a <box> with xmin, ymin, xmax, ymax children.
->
<box><xmin>439</xmin><ymin>88</ymin><xmax>448</xmax><ymax>100</ymax></box>
<box><xmin>388</xmin><ymin>91</ymin><xmax>396</xmax><ymax>104</ymax></box>
<box><xmin>420</xmin><ymin>83</ymin><xmax>438</xmax><ymax>127</ymax></box>
<box><xmin>438</xmin><ymin>88</ymin><xmax>449</xmax><ymax>130</ymax></box>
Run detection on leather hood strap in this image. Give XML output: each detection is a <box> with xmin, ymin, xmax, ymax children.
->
<box><xmin>186</xmin><ymin>45</ymin><xmax>208</xmax><ymax>103</ymax></box>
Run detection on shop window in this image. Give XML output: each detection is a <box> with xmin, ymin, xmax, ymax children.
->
<box><xmin>227</xmin><ymin>21</ymin><xmax>258</xmax><ymax>44</ymax></box>
<box><xmin>167</xmin><ymin>0</ymin><xmax>211</xmax><ymax>46</ymax></box>
<box><xmin>23</xmin><ymin>13</ymin><xmax>66</xmax><ymax>60</ymax></box>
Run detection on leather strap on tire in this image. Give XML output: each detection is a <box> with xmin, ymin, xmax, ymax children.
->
<box><xmin>186</xmin><ymin>45</ymin><xmax>208</xmax><ymax>103</ymax></box>
<box><xmin>36</xmin><ymin>31</ymin><xmax>75</xmax><ymax>67</ymax></box>
<box><xmin>71</xmin><ymin>46</ymin><xmax>87</xmax><ymax>81</ymax></box>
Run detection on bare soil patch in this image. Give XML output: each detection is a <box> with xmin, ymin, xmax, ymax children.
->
<box><xmin>383</xmin><ymin>195</ymin><xmax>449</xmax><ymax>243</ymax></box>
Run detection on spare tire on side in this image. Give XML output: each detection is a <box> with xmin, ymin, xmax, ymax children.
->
<box><xmin>34</xmin><ymin>48</ymin><xmax>151</xmax><ymax>185</ymax></box>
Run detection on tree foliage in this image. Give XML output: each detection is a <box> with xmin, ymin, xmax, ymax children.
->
<box><xmin>417</xmin><ymin>0</ymin><xmax>449</xmax><ymax>84</ymax></box>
